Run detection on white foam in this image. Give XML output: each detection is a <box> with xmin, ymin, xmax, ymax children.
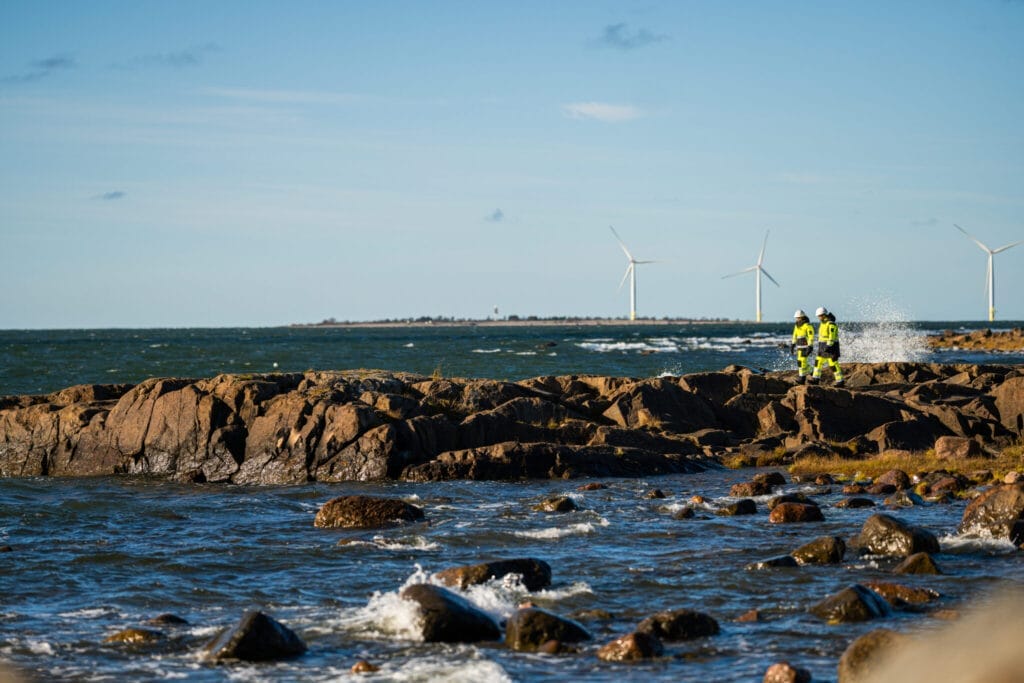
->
<box><xmin>370</xmin><ymin>535</ymin><xmax>441</xmax><ymax>551</ymax></box>
<box><xmin>940</xmin><ymin>531</ymin><xmax>1019</xmax><ymax>554</ymax></box>
<box><xmin>841</xmin><ymin>295</ymin><xmax>929</xmax><ymax>362</ymax></box>
<box><xmin>514</xmin><ymin>351</ymin><xmax>537</xmax><ymax>356</ymax></box>
<box><xmin>58</xmin><ymin>607</ymin><xmax>117</xmax><ymax>619</ymax></box>
<box><xmin>533</xmin><ymin>581</ymin><xmax>595</xmax><ymax>601</ymax></box>
<box><xmin>577</xmin><ymin>341</ymin><xmax>679</xmax><ymax>353</ymax></box>
<box><xmin>404</xmin><ymin>342</ymin><xmax>415</xmax><ymax>348</ymax></box>
<box><xmin>385</xmin><ymin>655</ymin><xmax>513</xmax><ymax>683</ymax></box>
<box><xmin>471</xmin><ymin>348</ymin><xmax>502</xmax><ymax>354</ymax></box>
<box><xmin>511</xmin><ymin>517</ymin><xmax>610</xmax><ymax>539</ymax></box>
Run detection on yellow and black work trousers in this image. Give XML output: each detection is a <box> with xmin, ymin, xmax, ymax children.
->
<box><xmin>813</xmin><ymin>355</ymin><xmax>843</xmax><ymax>381</ymax></box>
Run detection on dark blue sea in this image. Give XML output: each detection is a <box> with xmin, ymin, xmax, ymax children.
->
<box><xmin>1</xmin><ymin>322</ymin><xmax>1022</xmax><ymax>681</ymax></box>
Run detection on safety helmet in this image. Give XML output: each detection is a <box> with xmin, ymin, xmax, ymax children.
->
<box><xmin>793</xmin><ymin>309</ymin><xmax>807</xmax><ymax>319</ymax></box>
<box><xmin>815</xmin><ymin>307</ymin><xmax>828</xmax><ymax>317</ymax></box>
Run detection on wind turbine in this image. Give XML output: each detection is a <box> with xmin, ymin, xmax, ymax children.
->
<box><xmin>610</xmin><ymin>226</ymin><xmax>658</xmax><ymax>321</ymax></box>
<box><xmin>954</xmin><ymin>224</ymin><xmax>1023</xmax><ymax>322</ymax></box>
<box><xmin>722</xmin><ymin>230</ymin><xmax>780</xmax><ymax>322</ymax></box>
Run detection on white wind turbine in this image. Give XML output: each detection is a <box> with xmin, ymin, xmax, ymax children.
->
<box><xmin>722</xmin><ymin>230</ymin><xmax>780</xmax><ymax>323</ymax></box>
<box><xmin>954</xmin><ymin>224</ymin><xmax>1023</xmax><ymax>322</ymax></box>
<box><xmin>610</xmin><ymin>226</ymin><xmax>658</xmax><ymax>321</ymax></box>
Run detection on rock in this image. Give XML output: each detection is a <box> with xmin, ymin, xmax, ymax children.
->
<box><xmin>769</xmin><ymin>502</ymin><xmax>824</xmax><ymax>523</ymax></box>
<box><xmin>399</xmin><ymin>584</ymin><xmax>501</xmax><ymax>643</ymax></box>
<box><xmin>717</xmin><ymin>499</ymin><xmax>757</xmax><ymax>516</ymax></box>
<box><xmin>893</xmin><ymin>552</ymin><xmax>942</xmax><ymax>575</ymax></box>
<box><xmin>850</xmin><ymin>513</ymin><xmax>940</xmax><ymax>557</ymax></box>
<box><xmin>835</xmin><ymin>497</ymin><xmax>875</xmax><ymax>509</ymax></box>
<box><xmin>731</xmin><ymin>480</ymin><xmax>772</xmax><ymax>497</ymax></box>
<box><xmin>144</xmin><ymin>614</ymin><xmax>189</xmax><ymax>626</ymax></box>
<box><xmin>815</xmin><ymin>473</ymin><xmax>835</xmax><ymax>485</ymax></box>
<box><xmin>103</xmin><ymin>628</ymin><xmax>164</xmax><ymax>644</ymax></box>
<box><xmin>596</xmin><ymin>631</ymin><xmax>665</xmax><ymax>662</ymax></box>
<box><xmin>577</xmin><ymin>482</ymin><xmax>606</xmax><ymax>491</ymax></box>
<box><xmin>532</xmin><ymin>495</ymin><xmax>578</xmax><ymax>513</ymax></box>
<box><xmin>934</xmin><ymin>435</ymin><xmax>985</xmax><ymax>460</ymax></box>
<box><xmin>875</xmin><ymin>469</ymin><xmax>911</xmax><ymax>490</ymax></box>
<box><xmin>636</xmin><ymin>608</ymin><xmax>720</xmax><ymax>640</ymax></box>
<box><xmin>435</xmin><ymin>558</ymin><xmax>552</xmax><ymax>591</ymax></box>
<box><xmin>203</xmin><ymin>610</ymin><xmax>307</xmax><ymax>662</ymax></box>
<box><xmin>958</xmin><ymin>482</ymin><xmax>1024</xmax><ymax>545</ymax></box>
<box><xmin>867</xmin><ymin>483</ymin><xmax>897</xmax><ymax>495</ymax></box>
<box><xmin>1004</xmin><ymin>471</ymin><xmax>1022</xmax><ymax>484</ymax></box>
<box><xmin>843</xmin><ymin>484</ymin><xmax>868</xmax><ymax>495</ymax></box>
<box><xmin>736</xmin><ymin>609</ymin><xmax>761</xmax><ymax>622</ymax></box>
<box><xmin>767</xmin><ymin>492</ymin><xmax>816</xmax><ymax>510</ymax></box>
<box><xmin>863</xmin><ymin>581</ymin><xmax>941</xmax><ymax>606</ymax></box>
<box><xmin>673</xmin><ymin>506</ymin><xmax>695</xmax><ymax>519</ymax></box>
<box><xmin>837</xmin><ymin>628</ymin><xmax>907</xmax><ymax>683</ymax></box>
<box><xmin>763</xmin><ymin>661</ymin><xmax>812</xmax><ymax>683</ymax></box>
<box><xmin>313</xmin><ymin>495</ymin><xmax>424</xmax><ymax>529</ymax></box>
<box><xmin>351</xmin><ymin>660</ymin><xmax>380</xmax><ymax>674</ymax></box>
<box><xmin>990</xmin><ymin>375</ymin><xmax>1024</xmax><ymax>433</ymax></box>
<box><xmin>883</xmin><ymin>490</ymin><xmax>926</xmax><ymax>507</ymax></box>
<box><xmin>644</xmin><ymin>488</ymin><xmax>667</xmax><ymax>499</ymax></box>
<box><xmin>809</xmin><ymin>585</ymin><xmax>892</xmax><ymax>623</ymax></box>
<box><xmin>792</xmin><ymin>536</ymin><xmax>846</xmax><ymax>565</ymax></box>
<box><xmin>602</xmin><ymin>378</ymin><xmax>718</xmax><ymax>433</ymax></box>
<box><xmin>746</xmin><ymin>556</ymin><xmax>800</xmax><ymax>570</ymax></box>
<box><xmin>505</xmin><ymin>607</ymin><xmax>590</xmax><ymax>651</ymax></box>
<box><xmin>754</xmin><ymin>471</ymin><xmax>788</xmax><ymax>487</ymax></box>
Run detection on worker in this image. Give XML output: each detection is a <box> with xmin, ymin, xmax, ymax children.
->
<box><xmin>811</xmin><ymin>306</ymin><xmax>844</xmax><ymax>386</ymax></box>
<box><xmin>790</xmin><ymin>309</ymin><xmax>814</xmax><ymax>383</ymax></box>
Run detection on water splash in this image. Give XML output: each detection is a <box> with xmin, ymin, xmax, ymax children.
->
<box><xmin>838</xmin><ymin>294</ymin><xmax>929</xmax><ymax>363</ymax></box>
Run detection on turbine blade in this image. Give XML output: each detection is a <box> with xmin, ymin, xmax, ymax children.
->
<box><xmin>618</xmin><ymin>264</ymin><xmax>633</xmax><ymax>290</ymax></box>
<box><xmin>757</xmin><ymin>230</ymin><xmax>769</xmax><ymax>265</ymax></box>
<box><xmin>722</xmin><ymin>267</ymin><xmax>756</xmax><ymax>279</ymax></box>
<box><xmin>609</xmin><ymin>226</ymin><xmax>634</xmax><ymax>260</ymax></box>
<box><xmin>761</xmin><ymin>267</ymin><xmax>781</xmax><ymax>287</ymax></box>
<box><xmin>954</xmin><ymin>223</ymin><xmax>992</xmax><ymax>254</ymax></box>
<box><xmin>992</xmin><ymin>239</ymin><xmax>1024</xmax><ymax>254</ymax></box>
<box><xmin>633</xmin><ymin>259</ymin><xmax>663</xmax><ymax>265</ymax></box>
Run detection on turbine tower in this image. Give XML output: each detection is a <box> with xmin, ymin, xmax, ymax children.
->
<box><xmin>722</xmin><ymin>230</ymin><xmax>780</xmax><ymax>322</ymax></box>
<box><xmin>610</xmin><ymin>226</ymin><xmax>658</xmax><ymax>321</ymax></box>
<box><xmin>954</xmin><ymin>224</ymin><xmax>1023</xmax><ymax>322</ymax></box>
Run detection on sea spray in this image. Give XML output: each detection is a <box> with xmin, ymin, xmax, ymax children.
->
<box><xmin>840</xmin><ymin>295</ymin><xmax>929</xmax><ymax>363</ymax></box>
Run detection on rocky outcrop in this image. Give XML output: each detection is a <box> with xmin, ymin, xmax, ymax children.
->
<box><xmin>596</xmin><ymin>631</ymin><xmax>664</xmax><ymax>662</ymax></box>
<box><xmin>928</xmin><ymin>328</ymin><xmax>1024</xmax><ymax>352</ymax></box>
<box><xmin>2</xmin><ymin>363</ymin><xmax>1021</xmax><ymax>484</ymax></box>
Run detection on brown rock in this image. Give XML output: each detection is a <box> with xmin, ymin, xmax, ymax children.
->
<box><xmin>435</xmin><ymin>558</ymin><xmax>552</xmax><ymax>591</ymax></box>
<box><xmin>850</xmin><ymin>513</ymin><xmax>940</xmax><ymax>557</ymax></box>
<box><xmin>837</xmin><ymin>628</ymin><xmax>907</xmax><ymax>683</ymax></box>
<box><xmin>596</xmin><ymin>631</ymin><xmax>665</xmax><ymax>662</ymax></box>
<box><xmin>835</xmin><ymin>497</ymin><xmax>875</xmax><ymax>509</ymax></box>
<box><xmin>863</xmin><ymin>581</ymin><xmax>940</xmax><ymax>606</ymax></box>
<box><xmin>313</xmin><ymin>495</ymin><xmax>424</xmax><ymax>529</ymax></box>
<box><xmin>875</xmin><ymin>469</ymin><xmax>911</xmax><ymax>490</ymax></box>
<box><xmin>958</xmin><ymin>482</ymin><xmax>1024</xmax><ymax>544</ymax></box>
<box><xmin>934</xmin><ymin>435</ymin><xmax>984</xmax><ymax>460</ymax></box>
<box><xmin>792</xmin><ymin>536</ymin><xmax>846</xmax><ymax>565</ymax></box>
<box><xmin>893</xmin><ymin>551</ymin><xmax>942</xmax><ymax>575</ymax></box>
<box><xmin>769</xmin><ymin>502</ymin><xmax>824</xmax><ymax>523</ymax></box>
<box><xmin>717</xmin><ymin>499</ymin><xmax>757</xmax><ymax>516</ymax></box>
<box><xmin>532</xmin><ymin>495</ymin><xmax>578</xmax><ymax>513</ymax></box>
<box><xmin>736</xmin><ymin>609</ymin><xmax>761</xmax><ymax>622</ymax></box>
<box><xmin>809</xmin><ymin>585</ymin><xmax>891</xmax><ymax>623</ymax></box>
<box><xmin>400</xmin><ymin>584</ymin><xmax>501</xmax><ymax>643</ymax></box>
<box><xmin>351</xmin><ymin>660</ymin><xmax>379</xmax><ymax>674</ymax></box>
<box><xmin>203</xmin><ymin>610</ymin><xmax>307</xmax><ymax>662</ymax></box>
<box><xmin>731</xmin><ymin>480</ymin><xmax>772</xmax><ymax>497</ymax></box>
<box><xmin>104</xmin><ymin>628</ymin><xmax>164</xmax><ymax>644</ymax></box>
<box><xmin>577</xmin><ymin>482</ymin><xmax>607</xmax><ymax>491</ymax></box>
<box><xmin>763</xmin><ymin>662</ymin><xmax>812</xmax><ymax>683</ymax></box>
<box><xmin>505</xmin><ymin>608</ymin><xmax>591</xmax><ymax>652</ymax></box>
<box><xmin>636</xmin><ymin>608</ymin><xmax>719</xmax><ymax>640</ymax></box>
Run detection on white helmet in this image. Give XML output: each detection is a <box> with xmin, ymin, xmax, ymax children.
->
<box><xmin>793</xmin><ymin>309</ymin><xmax>807</xmax><ymax>319</ymax></box>
<box><xmin>815</xmin><ymin>307</ymin><xmax>828</xmax><ymax>317</ymax></box>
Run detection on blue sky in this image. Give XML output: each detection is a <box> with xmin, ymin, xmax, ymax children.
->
<box><xmin>2</xmin><ymin>1</ymin><xmax>1022</xmax><ymax>327</ymax></box>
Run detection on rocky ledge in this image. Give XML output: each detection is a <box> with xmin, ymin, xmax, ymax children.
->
<box><xmin>1</xmin><ymin>362</ymin><xmax>1022</xmax><ymax>484</ymax></box>
<box><xmin>927</xmin><ymin>328</ymin><xmax>1024</xmax><ymax>351</ymax></box>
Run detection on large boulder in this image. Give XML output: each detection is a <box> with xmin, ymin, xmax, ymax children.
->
<box><xmin>602</xmin><ymin>379</ymin><xmax>717</xmax><ymax>433</ymax></box>
<box><xmin>313</xmin><ymin>495</ymin><xmax>424</xmax><ymax>529</ymax></box>
<box><xmin>809</xmin><ymin>585</ymin><xmax>891</xmax><ymax>624</ymax></box>
<box><xmin>990</xmin><ymin>376</ymin><xmax>1024</xmax><ymax>434</ymax></box>
<box><xmin>850</xmin><ymin>514</ymin><xmax>940</xmax><ymax>557</ymax></box>
<box><xmin>958</xmin><ymin>483</ymin><xmax>1024</xmax><ymax>545</ymax></box>
<box><xmin>934</xmin><ymin>435</ymin><xmax>985</xmax><ymax>460</ymax></box>
<box><xmin>399</xmin><ymin>584</ymin><xmax>501</xmax><ymax>643</ymax></box>
<box><xmin>636</xmin><ymin>608</ymin><xmax>719</xmax><ymax>640</ymax></box>
<box><xmin>435</xmin><ymin>558</ymin><xmax>552</xmax><ymax>592</ymax></box>
<box><xmin>203</xmin><ymin>611</ymin><xmax>306</xmax><ymax>662</ymax></box>
<box><xmin>505</xmin><ymin>608</ymin><xmax>591</xmax><ymax>651</ymax></box>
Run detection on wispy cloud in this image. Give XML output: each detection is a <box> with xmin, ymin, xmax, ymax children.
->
<box><xmin>562</xmin><ymin>102</ymin><xmax>644</xmax><ymax>123</ymax></box>
<box><xmin>1</xmin><ymin>54</ymin><xmax>76</xmax><ymax>84</ymax></box>
<box><xmin>203</xmin><ymin>87</ymin><xmax>364</xmax><ymax>105</ymax></box>
<box><xmin>486</xmin><ymin>208</ymin><xmax>504</xmax><ymax>223</ymax></box>
<box><xmin>596</xmin><ymin>23</ymin><xmax>669</xmax><ymax>50</ymax></box>
<box><xmin>93</xmin><ymin>191</ymin><xmax>126</xmax><ymax>201</ymax></box>
<box><xmin>118</xmin><ymin>43</ymin><xmax>220</xmax><ymax>69</ymax></box>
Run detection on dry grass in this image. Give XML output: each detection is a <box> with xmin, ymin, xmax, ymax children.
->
<box><xmin>788</xmin><ymin>444</ymin><xmax>1024</xmax><ymax>480</ymax></box>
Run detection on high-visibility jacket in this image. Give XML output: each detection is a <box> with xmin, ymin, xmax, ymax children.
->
<box><xmin>792</xmin><ymin>322</ymin><xmax>814</xmax><ymax>351</ymax></box>
<box><xmin>818</xmin><ymin>320</ymin><xmax>839</xmax><ymax>344</ymax></box>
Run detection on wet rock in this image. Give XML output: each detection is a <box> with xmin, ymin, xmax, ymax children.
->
<box><xmin>577</xmin><ymin>482</ymin><xmax>606</xmax><ymax>491</ymax></box>
<box><xmin>875</xmin><ymin>469</ymin><xmax>911</xmax><ymax>490</ymax></box>
<box><xmin>754</xmin><ymin>471</ymin><xmax>788</xmax><ymax>487</ymax></box>
<box><xmin>351</xmin><ymin>660</ymin><xmax>380</xmax><ymax>674</ymax></box>
<box><xmin>850</xmin><ymin>513</ymin><xmax>940</xmax><ymax>557</ymax></box>
<box><xmin>532</xmin><ymin>495</ymin><xmax>578</xmax><ymax>513</ymax></box>
<box><xmin>767</xmin><ymin>492</ymin><xmax>816</xmax><ymax>510</ymax></box>
<box><xmin>672</xmin><ymin>506</ymin><xmax>696</xmax><ymax>519</ymax></box>
<box><xmin>104</xmin><ymin>628</ymin><xmax>164</xmax><ymax>644</ymax></box>
<box><xmin>636</xmin><ymin>608</ymin><xmax>720</xmax><ymax>640</ymax></box>
<box><xmin>569</xmin><ymin>608</ymin><xmax>614</xmax><ymax>621</ymax></box>
<box><xmin>791</xmin><ymin>536</ymin><xmax>846</xmax><ymax>565</ymax></box>
<box><xmin>769</xmin><ymin>502</ymin><xmax>824</xmax><ymax>523</ymax></box>
<box><xmin>0</xmin><ymin>545</ymin><xmax>13</xmax><ymax>552</ymax></box>
<box><xmin>746</xmin><ymin>555</ymin><xmax>800</xmax><ymax>570</ymax></box>
<box><xmin>835</xmin><ymin>497</ymin><xmax>875</xmax><ymax>509</ymax></box>
<box><xmin>883</xmin><ymin>490</ymin><xmax>926</xmax><ymax>507</ymax></box>
<box><xmin>730</xmin><ymin>480</ymin><xmax>772</xmax><ymax>497</ymax></box>
<box><xmin>399</xmin><ymin>584</ymin><xmax>501</xmax><ymax>643</ymax></box>
<box><xmin>145</xmin><ymin>614</ymin><xmax>189</xmax><ymax>626</ymax></box>
<box><xmin>843</xmin><ymin>484</ymin><xmax>868</xmax><ymax>495</ymax></box>
<box><xmin>313</xmin><ymin>495</ymin><xmax>424</xmax><ymax>529</ymax></box>
<box><xmin>736</xmin><ymin>609</ymin><xmax>761</xmax><ymax>622</ymax></box>
<box><xmin>934</xmin><ymin>435</ymin><xmax>985</xmax><ymax>460</ymax></box>
<box><xmin>809</xmin><ymin>585</ymin><xmax>891</xmax><ymax>624</ymax></box>
<box><xmin>717</xmin><ymin>499</ymin><xmax>757</xmax><ymax>516</ymax></box>
<box><xmin>863</xmin><ymin>581</ymin><xmax>941</xmax><ymax>607</ymax></box>
<box><xmin>815</xmin><ymin>473</ymin><xmax>835</xmax><ymax>485</ymax></box>
<box><xmin>893</xmin><ymin>552</ymin><xmax>942</xmax><ymax>575</ymax></box>
<box><xmin>644</xmin><ymin>488</ymin><xmax>667</xmax><ymax>499</ymax></box>
<box><xmin>958</xmin><ymin>482</ymin><xmax>1024</xmax><ymax>545</ymax></box>
<box><xmin>763</xmin><ymin>661</ymin><xmax>812</xmax><ymax>683</ymax></box>
<box><xmin>203</xmin><ymin>610</ymin><xmax>307</xmax><ymax>662</ymax></box>
<box><xmin>837</xmin><ymin>628</ymin><xmax>907</xmax><ymax>683</ymax></box>
<box><xmin>505</xmin><ymin>607</ymin><xmax>591</xmax><ymax>651</ymax></box>
<box><xmin>435</xmin><ymin>558</ymin><xmax>552</xmax><ymax>591</ymax></box>
<box><xmin>867</xmin><ymin>483</ymin><xmax>897</xmax><ymax>495</ymax></box>
<box><xmin>596</xmin><ymin>631</ymin><xmax>664</xmax><ymax>662</ymax></box>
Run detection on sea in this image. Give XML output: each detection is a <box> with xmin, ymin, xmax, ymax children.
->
<box><xmin>1</xmin><ymin>321</ymin><xmax>1023</xmax><ymax>682</ymax></box>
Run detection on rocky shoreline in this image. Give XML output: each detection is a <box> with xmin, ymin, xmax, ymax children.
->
<box><xmin>927</xmin><ymin>327</ymin><xmax>1024</xmax><ymax>351</ymax></box>
<box><xmin>2</xmin><ymin>362</ymin><xmax>1023</xmax><ymax>484</ymax></box>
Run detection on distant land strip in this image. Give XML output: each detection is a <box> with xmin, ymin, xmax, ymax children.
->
<box><xmin>291</xmin><ymin>316</ymin><xmax>735</xmax><ymax>329</ymax></box>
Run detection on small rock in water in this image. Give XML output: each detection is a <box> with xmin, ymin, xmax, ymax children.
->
<box><xmin>730</xmin><ymin>480</ymin><xmax>772</xmax><ymax>497</ymax></box>
<box><xmin>809</xmin><ymin>585</ymin><xmax>891</xmax><ymax>624</ymax></box>
<box><xmin>717</xmin><ymin>499</ymin><xmax>757</xmax><ymax>516</ymax></box>
<box><xmin>400</xmin><ymin>584</ymin><xmax>501</xmax><ymax>643</ymax></box>
<box><xmin>736</xmin><ymin>609</ymin><xmax>761</xmax><ymax>622</ymax></box>
<box><xmin>673</xmin><ymin>506</ymin><xmax>696</xmax><ymax>519</ymax></box>
<box><xmin>0</xmin><ymin>545</ymin><xmax>12</xmax><ymax>553</ymax></box>
<box><xmin>893</xmin><ymin>552</ymin><xmax>942</xmax><ymax>575</ymax></box>
<box><xmin>505</xmin><ymin>607</ymin><xmax>591</xmax><ymax>652</ymax></box>
<box><xmin>763</xmin><ymin>661</ymin><xmax>812</xmax><ymax>683</ymax></box>
<box><xmin>203</xmin><ymin>610</ymin><xmax>307</xmax><ymax>662</ymax></box>
<box><xmin>835</xmin><ymin>497</ymin><xmax>875</xmax><ymax>509</ymax></box>
<box><xmin>769</xmin><ymin>502</ymin><xmax>824</xmax><ymax>523</ymax></box>
<box><xmin>435</xmin><ymin>558</ymin><xmax>552</xmax><ymax>591</ymax></box>
<box><xmin>636</xmin><ymin>608</ymin><xmax>719</xmax><ymax>641</ymax></box>
<box><xmin>791</xmin><ymin>536</ymin><xmax>846</xmax><ymax>565</ymax></box>
<box><xmin>863</xmin><ymin>581</ymin><xmax>940</xmax><ymax>607</ymax></box>
<box><xmin>103</xmin><ymin>628</ymin><xmax>164</xmax><ymax>644</ymax></box>
<box><xmin>351</xmin><ymin>660</ymin><xmax>380</xmax><ymax>674</ymax></box>
<box><xmin>837</xmin><ymin>628</ymin><xmax>907</xmax><ymax>682</ymax></box>
<box><xmin>746</xmin><ymin>555</ymin><xmax>800</xmax><ymax>571</ymax></box>
<box><xmin>577</xmin><ymin>482</ymin><xmax>607</xmax><ymax>491</ymax></box>
<box><xmin>850</xmin><ymin>513</ymin><xmax>939</xmax><ymax>557</ymax></box>
<box><xmin>596</xmin><ymin>631</ymin><xmax>664</xmax><ymax>662</ymax></box>
<box><xmin>644</xmin><ymin>489</ymin><xmax>667</xmax><ymax>499</ymax></box>
<box><xmin>313</xmin><ymin>495</ymin><xmax>424</xmax><ymax>529</ymax></box>
<box><xmin>144</xmin><ymin>613</ymin><xmax>189</xmax><ymax>626</ymax></box>
<box><xmin>532</xmin><ymin>496</ymin><xmax>578</xmax><ymax>513</ymax></box>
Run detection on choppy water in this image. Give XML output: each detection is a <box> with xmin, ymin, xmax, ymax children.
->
<box><xmin>1</xmin><ymin>322</ymin><xmax>1023</xmax><ymax>681</ymax></box>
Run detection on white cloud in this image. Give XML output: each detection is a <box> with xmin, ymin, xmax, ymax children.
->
<box><xmin>561</xmin><ymin>102</ymin><xmax>644</xmax><ymax>123</ymax></box>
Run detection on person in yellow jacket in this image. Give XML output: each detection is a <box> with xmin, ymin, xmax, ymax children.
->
<box><xmin>811</xmin><ymin>306</ymin><xmax>844</xmax><ymax>386</ymax></box>
<box><xmin>790</xmin><ymin>309</ymin><xmax>814</xmax><ymax>383</ymax></box>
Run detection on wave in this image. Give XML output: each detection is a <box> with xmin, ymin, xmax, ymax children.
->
<box><xmin>511</xmin><ymin>518</ymin><xmax>610</xmax><ymax>540</ymax></box>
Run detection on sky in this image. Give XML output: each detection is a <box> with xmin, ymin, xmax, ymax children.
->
<box><xmin>1</xmin><ymin>1</ymin><xmax>1023</xmax><ymax>328</ymax></box>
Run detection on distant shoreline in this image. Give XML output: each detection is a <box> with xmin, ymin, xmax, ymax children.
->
<box><xmin>290</xmin><ymin>318</ymin><xmax>735</xmax><ymax>329</ymax></box>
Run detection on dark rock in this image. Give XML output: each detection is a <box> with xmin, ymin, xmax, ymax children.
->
<box><xmin>843</xmin><ymin>484</ymin><xmax>868</xmax><ymax>495</ymax></box>
<box><xmin>672</xmin><ymin>506</ymin><xmax>696</xmax><ymax>519</ymax></box>
<box><xmin>399</xmin><ymin>584</ymin><xmax>501</xmax><ymax>643</ymax></box>
<box><xmin>746</xmin><ymin>555</ymin><xmax>800</xmax><ymax>570</ymax></box>
<box><xmin>717</xmin><ymin>499</ymin><xmax>757</xmax><ymax>516</ymax></box>
<box><xmin>435</xmin><ymin>558</ymin><xmax>552</xmax><ymax>591</ymax></box>
<box><xmin>837</xmin><ymin>628</ymin><xmax>907</xmax><ymax>683</ymax></box>
<box><xmin>867</xmin><ymin>483</ymin><xmax>897</xmax><ymax>495</ymax></box>
<box><xmin>876</xmin><ymin>469</ymin><xmax>911</xmax><ymax>489</ymax></box>
<box><xmin>203</xmin><ymin>611</ymin><xmax>306</xmax><ymax>662</ymax></box>
<box><xmin>990</xmin><ymin>375</ymin><xmax>1024</xmax><ymax>434</ymax></box>
<box><xmin>596</xmin><ymin>631</ymin><xmax>665</xmax><ymax>661</ymax></box>
<box><xmin>792</xmin><ymin>536</ymin><xmax>846</xmax><ymax>565</ymax></box>
<box><xmin>644</xmin><ymin>488</ymin><xmax>667</xmax><ymax>499</ymax></box>
<box><xmin>763</xmin><ymin>662</ymin><xmax>812</xmax><ymax>683</ymax></box>
<box><xmin>769</xmin><ymin>502</ymin><xmax>824</xmax><ymax>523</ymax></box>
<box><xmin>835</xmin><ymin>497</ymin><xmax>875</xmax><ymax>509</ymax></box>
<box><xmin>145</xmin><ymin>614</ymin><xmax>189</xmax><ymax>626</ymax></box>
<box><xmin>104</xmin><ymin>628</ymin><xmax>164</xmax><ymax>644</ymax></box>
<box><xmin>767</xmin><ymin>492</ymin><xmax>816</xmax><ymax>510</ymax></box>
<box><xmin>893</xmin><ymin>552</ymin><xmax>942</xmax><ymax>575</ymax></box>
<box><xmin>731</xmin><ymin>480</ymin><xmax>772</xmax><ymax>497</ymax></box>
<box><xmin>314</xmin><ymin>495</ymin><xmax>424</xmax><ymax>529</ymax></box>
<box><xmin>505</xmin><ymin>607</ymin><xmax>590</xmax><ymax>651</ymax></box>
<box><xmin>636</xmin><ymin>608</ymin><xmax>720</xmax><ymax>640</ymax></box>
<box><xmin>532</xmin><ymin>495</ymin><xmax>578</xmax><ymax>513</ymax></box>
<box><xmin>809</xmin><ymin>585</ymin><xmax>891</xmax><ymax>624</ymax></box>
<box><xmin>754</xmin><ymin>471</ymin><xmax>788</xmax><ymax>487</ymax></box>
<box><xmin>850</xmin><ymin>513</ymin><xmax>940</xmax><ymax>557</ymax></box>
<box><xmin>863</xmin><ymin>581</ymin><xmax>941</xmax><ymax>606</ymax></box>
<box><xmin>577</xmin><ymin>482</ymin><xmax>606</xmax><ymax>491</ymax></box>
<box><xmin>958</xmin><ymin>482</ymin><xmax>1024</xmax><ymax>545</ymax></box>
<box><xmin>815</xmin><ymin>473</ymin><xmax>835</xmax><ymax>485</ymax></box>
<box><xmin>884</xmin><ymin>490</ymin><xmax>926</xmax><ymax>507</ymax></box>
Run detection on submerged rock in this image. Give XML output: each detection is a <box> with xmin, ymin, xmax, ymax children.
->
<box><xmin>763</xmin><ymin>661</ymin><xmax>812</xmax><ymax>683</ymax></box>
<box><xmin>532</xmin><ymin>495</ymin><xmax>578</xmax><ymax>513</ymax></box>
<box><xmin>810</xmin><ymin>585</ymin><xmax>891</xmax><ymax>624</ymax></box>
<box><xmin>104</xmin><ymin>628</ymin><xmax>164</xmax><ymax>644</ymax></box>
<box><xmin>505</xmin><ymin>607</ymin><xmax>591</xmax><ymax>651</ymax></box>
<box><xmin>203</xmin><ymin>611</ymin><xmax>306</xmax><ymax>662</ymax></box>
<box><xmin>893</xmin><ymin>552</ymin><xmax>942</xmax><ymax>575</ymax></box>
<box><xmin>791</xmin><ymin>536</ymin><xmax>846</xmax><ymax>565</ymax></box>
